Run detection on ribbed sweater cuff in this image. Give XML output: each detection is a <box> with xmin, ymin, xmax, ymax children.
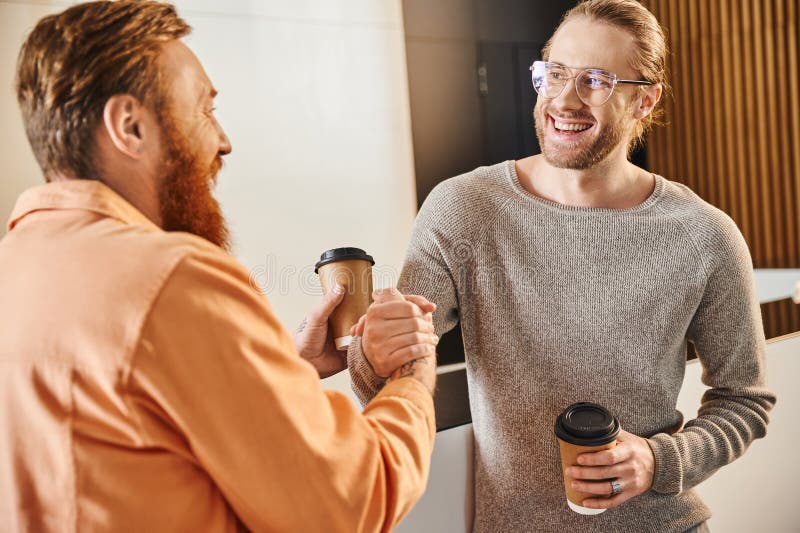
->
<box><xmin>647</xmin><ymin>433</ymin><xmax>684</xmax><ymax>494</ymax></box>
<box><xmin>347</xmin><ymin>336</ymin><xmax>385</xmax><ymax>407</ymax></box>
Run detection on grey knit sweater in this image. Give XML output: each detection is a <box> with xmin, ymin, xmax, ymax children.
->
<box><xmin>348</xmin><ymin>160</ymin><xmax>776</xmax><ymax>533</ymax></box>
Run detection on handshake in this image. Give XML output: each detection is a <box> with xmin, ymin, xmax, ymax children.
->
<box><xmin>294</xmin><ymin>287</ymin><xmax>439</xmax><ymax>395</ymax></box>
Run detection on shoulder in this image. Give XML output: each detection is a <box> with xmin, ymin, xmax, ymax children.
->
<box><xmin>93</xmin><ymin>223</ymin><xmax>257</xmax><ymax>311</ymax></box>
<box><xmin>657</xmin><ymin>177</ymin><xmax>751</xmax><ymax>270</ymax></box>
<box><xmin>145</xmin><ymin>231</ymin><xmax>255</xmax><ymax>299</ymax></box>
<box><xmin>425</xmin><ymin>161</ymin><xmax>514</xmax><ymax>206</ymax></box>
<box><xmin>113</xmin><ymin>224</ymin><xmax>242</xmax><ymax>277</ymax></box>
<box><xmin>136</xmin><ymin>229</ymin><xmax>283</xmax><ymax>345</ymax></box>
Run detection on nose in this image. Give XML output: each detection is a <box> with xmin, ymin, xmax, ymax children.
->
<box><xmin>218</xmin><ymin>124</ymin><xmax>232</xmax><ymax>156</ymax></box>
<box><xmin>553</xmin><ymin>77</ymin><xmax>584</xmax><ymax>110</ymax></box>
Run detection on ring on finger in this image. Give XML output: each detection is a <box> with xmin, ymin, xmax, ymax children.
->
<box><xmin>610</xmin><ymin>479</ymin><xmax>622</xmax><ymax>495</ymax></box>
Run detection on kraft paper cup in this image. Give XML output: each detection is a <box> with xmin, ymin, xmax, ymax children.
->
<box><xmin>315</xmin><ymin>247</ymin><xmax>374</xmax><ymax>350</ymax></box>
<box><xmin>555</xmin><ymin>402</ymin><xmax>621</xmax><ymax>515</ymax></box>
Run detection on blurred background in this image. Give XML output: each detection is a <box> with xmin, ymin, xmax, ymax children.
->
<box><xmin>0</xmin><ymin>1</ymin><xmax>798</xmax><ymax>530</ymax></box>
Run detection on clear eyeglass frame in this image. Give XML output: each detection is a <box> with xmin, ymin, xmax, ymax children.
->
<box><xmin>530</xmin><ymin>60</ymin><xmax>653</xmax><ymax>107</ymax></box>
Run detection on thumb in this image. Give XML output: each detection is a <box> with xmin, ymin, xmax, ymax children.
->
<box><xmin>307</xmin><ymin>284</ymin><xmax>345</xmax><ymax>326</ymax></box>
<box><xmin>372</xmin><ymin>287</ymin><xmax>404</xmax><ymax>304</ymax></box>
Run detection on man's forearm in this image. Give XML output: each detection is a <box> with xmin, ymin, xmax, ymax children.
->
<box><xmin>388</xmin><ymin>356</ymin><xmax>436</xmax><ymax>397</ymax></box>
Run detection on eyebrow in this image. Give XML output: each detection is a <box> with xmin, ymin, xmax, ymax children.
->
<box><xmin>551</xmin><ymin>61</ymin><xmax>609</xmax><ymax>72</ymax></box>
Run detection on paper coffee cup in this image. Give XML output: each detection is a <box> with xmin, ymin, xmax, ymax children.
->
<box><xmin>315</xmin><ymin>247</ymin><xmax>374</xmax><ymax>351</ymax></box>
<box><xmin>554</xmin><ymin>402</ymin><xmax>621</xmax><ymax>515</ymax></box>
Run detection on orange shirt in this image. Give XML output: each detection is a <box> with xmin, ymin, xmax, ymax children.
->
<box><xmin>0</xmin><ymin>180</ymin><xmax>435</xmax><ymax>532</ymax></box>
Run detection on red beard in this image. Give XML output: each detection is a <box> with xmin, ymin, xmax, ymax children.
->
<box><xmin>157</xmin><ymin>116</ymin><xmax>230</xmax><ymax>251</ymax></box>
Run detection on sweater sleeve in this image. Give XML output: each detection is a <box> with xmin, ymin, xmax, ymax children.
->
<box><xmin>348</xmin><ymin>181</ymin><xmax>463</xmax><ymax>406</ymax></box>
<box><xmin>647</xmin><ymin>220</ymin><xmax>776</xmax><ymax>494</ymax></box>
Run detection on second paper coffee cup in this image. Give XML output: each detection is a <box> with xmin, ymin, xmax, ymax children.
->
<box><xmin>555</xmin><ymin>402</ymin><xmax>621</xmax><ymax>515</ymax></box>
<box><xmin>315</xmin><ymin>247</ymin><xmax>374</xmax><ymax>350</ymax></box>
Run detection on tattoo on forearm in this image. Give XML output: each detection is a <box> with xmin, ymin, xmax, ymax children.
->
<box><xmin>397</xmin><ymin>357</ymin><xmax>429</xmax><ymax>378</ymax></box>
<box><xmin>397</xmin><ymin>359</ymin><xmax>417</xmax><ymax>378</ymax></box>
<box><xmin>391</xmin><ymin>357</ymin><xmax>435</xmax><ymax>396</ymax></box>
<box><xmin>296</xmin><ymin>318</ymin><xmax>308</xmax><ymax>334</ymax></box>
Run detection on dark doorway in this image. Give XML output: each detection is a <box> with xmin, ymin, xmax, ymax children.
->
<box><xmin>478</xmin><ymin>41</ymin><xmax>543</xmax><ymax>163</ymax></box>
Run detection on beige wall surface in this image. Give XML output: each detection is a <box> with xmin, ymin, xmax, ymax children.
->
<box><xmin>0</xmin><ymin>0</ymin><xmax>418</xmax><ymax>399</ymax></box>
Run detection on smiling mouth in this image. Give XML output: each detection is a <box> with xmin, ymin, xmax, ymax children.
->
<box><xmin>549</xmin><ymin>116</ymin><xmax>594</xmax><ymax>135</ymax></box>
<box><xmin>555</xmin><ymin>120</ymin><xmax>592</xmax><ymax>131</ymax></box>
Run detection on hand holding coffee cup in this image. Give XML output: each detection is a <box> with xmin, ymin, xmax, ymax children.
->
<box><xmin>556</xmin><ymin>403</ymin><xmax>655</xmax><ymax>514</ymax></box>
<box><xmin>294</xmin><ymin>284</ymin><xmax>347</xmax><ymax>378</ymax></box>
<box><xmin>565</xmin><ymin>428</ymin><xmax>656</xmax><ymax>511</ymax></box>
<box><xmin>555</xmin><ymin>402</ymin><xmax>621</xmax><ymax>515</ymax></box>
<box><xmin>315</xmin><ymin>247</ymin><xmax>375</xmax><ymax>351</ymax></box>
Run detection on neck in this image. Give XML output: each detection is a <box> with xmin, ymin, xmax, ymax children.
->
<box><xmin>516</xmin><ymin>150</ymin><xmax>653</xmax><ymax>209</ymax></box>
<box><xmin>106</xmin><ymin>174</ymin><xmax>162</xmax><ymax>226</ymax></box>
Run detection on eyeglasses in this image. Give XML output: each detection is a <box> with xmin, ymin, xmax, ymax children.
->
<box><xmin>530</xmin><ymin>60</ymin><xmax>653</xmax><ymax>107</ymax></box>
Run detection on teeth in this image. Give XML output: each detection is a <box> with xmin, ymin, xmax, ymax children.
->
<box><xmin>554</xmin><ymin>120</ymin><xmax>591</xmax><ymax>132</ymax></box>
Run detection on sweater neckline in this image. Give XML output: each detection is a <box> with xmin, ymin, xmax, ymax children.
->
<box><xmin>505</xmin><ymin>160</ymin><xmax>664</xmax><ymax>215</ymax></box>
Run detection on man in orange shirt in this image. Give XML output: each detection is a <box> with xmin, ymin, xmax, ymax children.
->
<box><xmin>0</xmin><ymin>1</ymin><xmax>439</xmax><ymax>531</ymax></box>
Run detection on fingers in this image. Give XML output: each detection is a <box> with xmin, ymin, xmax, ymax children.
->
<box><xmin>382</xmin><ymin>331</ymin><xmax>439</xmax><ymax>355</ymax></box>
<box><xmin>369</xmin><ymin>300</ymin><xmax>426</xmax><ymax>320</ymax></box>
<box><xmin>565</xmin><ymin>431</ymin><xmax>655</xmax><ymax>511</ymax></box>
<box><xmin>581</xmin><ymin>492</ymin><xmax>629</xmax><ymax>510</ymax></box>
<box><xmin>347</xmin><ymin>292</ymin><xmax>437</xmax><ymax>339</ymax></box>
<box><xmin>368</xmin><ymin>289</ymin><xmax>438</xmax><ymax>319</ymax></box>
<box><xmin>389</xmin><ymin>342</ymin><xmax>437</xmax><ymax>362</ymax></box>
<box><xmin>359</xmin><ymin>288</ymin><xmax>439</xmax><ymax>378</ymax></box>
<box><xmin>570</xmin><ymin>478</ymin><xmax>619</xmax><ymax>496</ymax></box>
<box><xmin>565</xmin><ymin>464</ymin><xmax>626</xmax><ymax>481</ymax></box>
<box><xmin>363</xmin><ymin>316</ymin><xmax>439</xmax><ymax>377</ymax></box>
<box><xmin>372</xmin><ymin>287</ymin><xmax>405</xmax><ymax>304</ymax></box>
<box><xmin>369</xmin><ymin>317</ymin><xmax>435</xmax><ymax>339</ymax></box>
<box><xmin>403</xmin><ymin>294</ymin><xmax>437</xmax><ymax>314</ymax></box>
<box><xmin>306</xmin><ymin>284</ymin><xmax>345</xmax><ymax>326</ymax></box>
<box><xmin>372</xmin><ymin>342</ymin><xmax>438</xmax><ymax>378</ymax></box>
<box><xmin>350</xmin><ymin>314</ymin><xmax>366</xmax><ymax>337</ymax></box>
<box><xmin>576</xmin><ymin>444</ymin><xmax>632</xmax><ymax>466</ymax></box>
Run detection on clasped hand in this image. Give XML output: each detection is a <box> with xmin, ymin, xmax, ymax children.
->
<box><xmin>350</xmin><ymin>288</ymin><xmax>438</xmax><ymax>378</ymax></box>
<box><xmin>294</xmin><ymin>286</ymin><xmax>438</xmax><ymax>379</ymax></box>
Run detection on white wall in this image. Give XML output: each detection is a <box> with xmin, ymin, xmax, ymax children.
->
<box><xmin>753</xmin><ymin>269</ymin><xmax>800</xmax><ymax>303</ymax></box>
<box><xmin>0</xmin><ymin>0</ymin><xmax>418</xmax><ymax>401</ymax></box>
<box><xmin>676</xmin><ymin>333</ymin><xmax>800</xmax><ymax>532</ymax></box>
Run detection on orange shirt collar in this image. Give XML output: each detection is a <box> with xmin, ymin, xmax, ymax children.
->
<box><xmin>7</xmin><ymin>180</ymin><xmax>160</xmax><ymax>232</ymax></box>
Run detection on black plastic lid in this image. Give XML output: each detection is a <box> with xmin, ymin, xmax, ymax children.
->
<box><xmin>554</xmin><ymin>402</ymin><xmax>620</xmax><ymax>446</ymax></box>
<box><xmin>314</xmin><ymin>247</ymin><xmax>375</xmax><ymax>273</ymax></box>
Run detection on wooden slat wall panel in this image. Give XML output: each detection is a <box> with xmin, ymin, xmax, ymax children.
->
<box><xmin>788</xmin><ymin>0</ymin><xmax>800</xmax><ymax>263</ymax></box>
<box><xmin>760</xmin><ymin>298</ymin><xmax>800</xmax><ymax>339</ymax></box>
<box><xmin>642</xmin><ymin>0</ymin><xmax>800</xmax><ymax>267</ymax></box>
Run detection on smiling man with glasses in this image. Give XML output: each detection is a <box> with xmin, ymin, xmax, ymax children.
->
<box><xmin>348</xmin><ymin>0</ymin><xmax>774</xmax><ymax>531</ymax></box>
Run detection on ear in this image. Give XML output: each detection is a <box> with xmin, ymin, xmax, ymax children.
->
<box><xmin>101</xmin><ymin>94</ymin><xmax>150</xmax><ymax>159</ymax></box>
<box><xmin>632</xmin><ymin>83</ymin><xmax>663</xmax><ymax>120</ymax></box>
